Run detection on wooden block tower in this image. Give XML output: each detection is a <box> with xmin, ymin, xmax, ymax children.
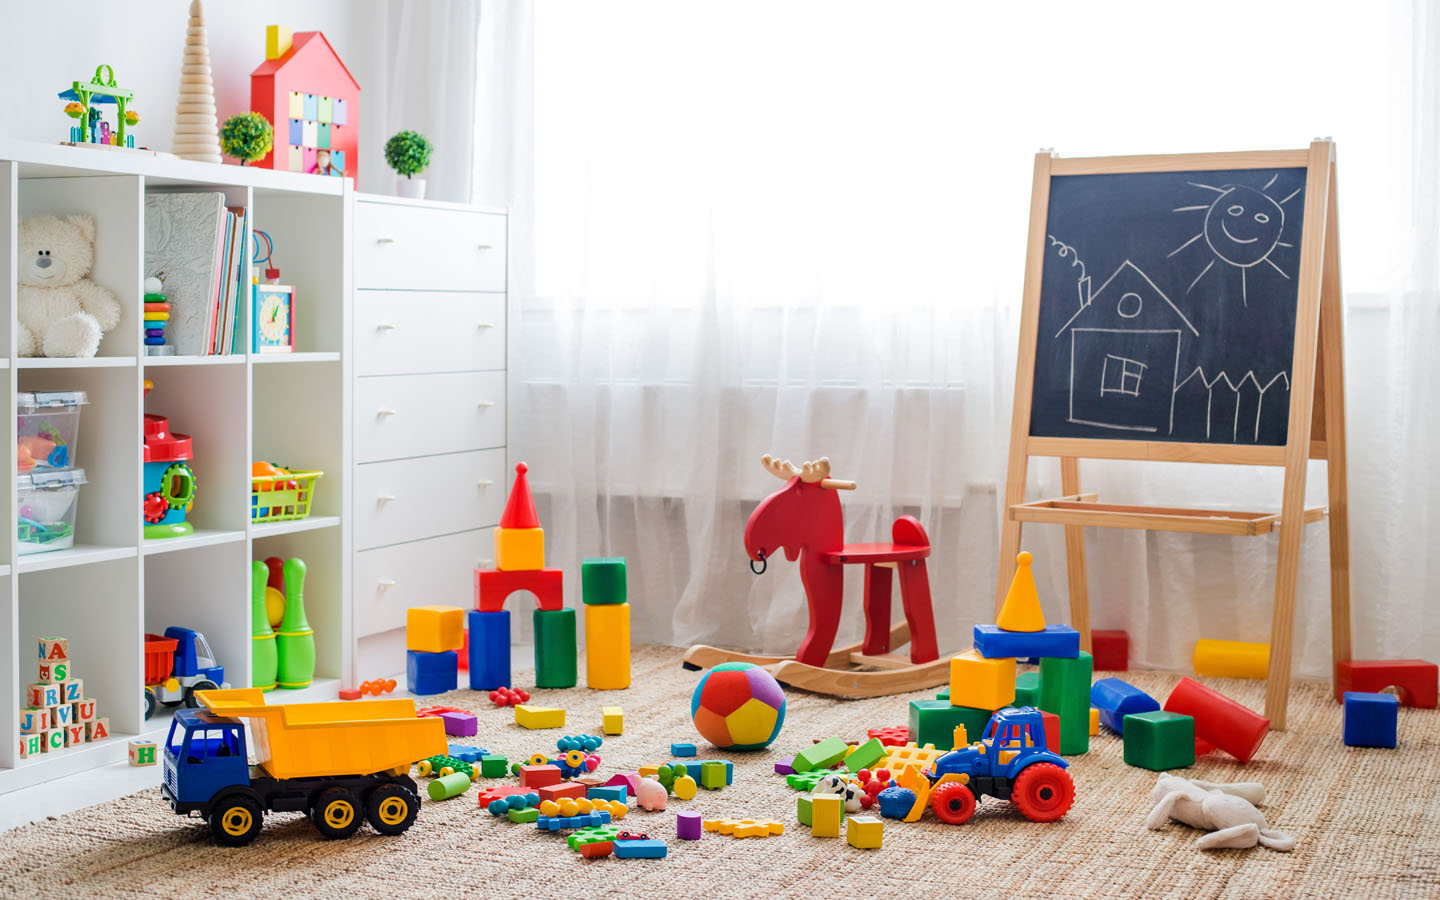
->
<box><xmin>21</xmin><ymin>636</ymin><xmax>105</xmax><ymax>759</ymax></box>
<box><xmin>468</xmin><ymin>463</ymin><xmax>575</xmax><ymax>690</ymax></box>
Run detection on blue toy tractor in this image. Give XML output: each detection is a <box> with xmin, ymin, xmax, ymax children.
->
<box><xmin>924</xmin><ymin>706</ymin><xmax>1075</xmax><ymax>824</ymax></box>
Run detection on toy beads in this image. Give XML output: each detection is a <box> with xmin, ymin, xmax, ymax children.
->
<box><xmin>490</xmin><ymin>685</ymin><xmax>530</xmax><ymax>707</ymax></box>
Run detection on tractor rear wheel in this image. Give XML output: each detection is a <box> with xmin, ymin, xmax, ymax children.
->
<box><xmin>1011</xmin><ymin>763</ymin><xmax>1075</xmax><ymax>822</ymax></box>
<box><xmin>929</xmin><ymin>782</ymin><xmax>977</xmax><ymax>825</ymax></box>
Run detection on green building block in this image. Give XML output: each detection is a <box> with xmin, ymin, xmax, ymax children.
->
<box><xmin>786</xmin><ymin>771</ymin><xmax>829</xmax><ymax>791</ymax></box>
<box><xmin>797</xmin><ymin>795</ymin><xmax>812</xmax><ymax>826</ymax></box>
<box><xmin>700</xmin><ymin>760</ymin><xmax>727</xmax><ymax>789</ymax></box>
<box><xmin>580</xmin><ymin>557</ymin><xmax>627</xmax><ymax>605</ymax></box>
<box><xmin>935</xmin><ymin>687</ymin><xmax>949</xmax><ymax>701</ymax></box>
<box><xmin>846</xmin><ymin>737</ymin><xmax>887</xmax><ymax>773</ymax></box>
<box><xmin>533</xmin><ymin>608</ymin><xmax>577</xmax><ymax>688</ymax></box>
<box><xmin>908</xmin><ymin>699</ymin><xmax>992</xmax><ymax>749</ymax></box>
<box><xmin>793</xmin><ymin>736</ymin><xmax>849</xmax><ymax>772</ymax></box>
<box><xmin>1015</xmin><ymin>671</ymin><xmax>1042</xmax><ymax>707</ymax></box>
<box><xmin>507</xmin><ymin>806</ymin><xmax>541</xmax><ymax>823</ymax></box>
<box><xmin>1039</xmin><ymin>651</ymin><xmax>1092</xmax><ymax>755</ymax></box>
<box><xmin>568</xmin><ymin>823</ymin><xmax>622</xmax><ymax>850</ymax></box>
<box><xmin>480</xmin><ymin>755</ymin><xmax>509</xmax><ymax>778</ymax></box>
<box><xmin>1123</xmin><ymin>710</ymin><xmax>1195</xmax><ymax>771</ymax></box>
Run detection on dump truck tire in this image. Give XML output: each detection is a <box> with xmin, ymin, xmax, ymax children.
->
<box><xmin>366</xmin><ymin>783</ymin><xmax>419</xmax><ymax>835</ymax></box>
<box><xmin>210</xmin><ymin>794</ymin><xmax>264</xmax><ymax>846</ymax></box>
<box><xmin>312</xmin><ymin>787</ymin><xmax>363</xmax><ymax>839</ymax></box>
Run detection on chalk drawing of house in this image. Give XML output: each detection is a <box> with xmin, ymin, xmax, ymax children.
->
<box><xmin>1054</xmin><ymin>260</ymin><xmax>1199</xmax><ymax>434</ymax></box>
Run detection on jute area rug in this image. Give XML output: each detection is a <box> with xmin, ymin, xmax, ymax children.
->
<box><xmin>0</xmin><ymin>644</ymin><xmax>1435</xmax><ymax>900</ymax></box>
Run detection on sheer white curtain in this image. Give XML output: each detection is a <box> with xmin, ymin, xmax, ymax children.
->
<box><xmin>480</xmin><ymin>1</ymin><xmax>1438</xmax><ymax>674</ymax></box>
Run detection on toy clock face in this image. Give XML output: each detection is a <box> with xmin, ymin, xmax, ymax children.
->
<box><xmin>254</xmin><ymin>286</ymin><xmax>295</xmax><ymax>353</ymax></box>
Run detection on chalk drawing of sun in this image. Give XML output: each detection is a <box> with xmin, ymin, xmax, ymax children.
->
<box><xmin>1167</xmin><ymin>174</ymin><xmax>1301</xmax><ymax>306</ymax></box>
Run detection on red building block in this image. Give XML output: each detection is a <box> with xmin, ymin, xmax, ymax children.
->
<box><xmin>538</xmin><ymin>782</ymin><xmax>588</xmax><ymax>803</ymax></box>
<box><xmin>1091</xmin><ymin>630</ymin><xmax>1129</xmax><ymax>671</ymax></box>
<box><xmin>1335</xmin><ymin>659</ymin><xmax>1437</xmax><ymax>709</ymax></box>
<box><xmin>474</xmin><ymin>567</ymin><xmax>565</xmax><ymax>612</ymax></box>
<box><xmin>1040</xmin><ymin>710</ymin><xmax>1061</xmax><ymax>753</ymax></box>
<box><xmin>1163</xmin><ymin>677</ymin><xmax>1269</xmax><ymax>763</ymax></box>
<box><xmin>518</xmin><ymin>764</ymin><xmax>563</xmax><ymax>788</ymax></box>
<box><xmin>866</xmin><ymin>726</ymin><xmax>910</xmax><ymax>747</ymax></box>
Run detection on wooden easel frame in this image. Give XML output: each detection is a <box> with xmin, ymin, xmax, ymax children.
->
<box><xmin>997</xmin><ymin>141</ymin><xmax>1350</xmax><ymax>730</ymax></box>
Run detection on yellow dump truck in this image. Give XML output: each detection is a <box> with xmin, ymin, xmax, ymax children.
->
<box><xmin>161</xmin><ymin>688</ymin><xmax>447</xmax><ymax>845</ymax></box>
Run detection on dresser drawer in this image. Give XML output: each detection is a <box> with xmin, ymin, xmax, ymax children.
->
<box><xmin>355</xmin><ymin>372</ymin><xmax>505</xmax><ymax>463</ymax></box>
<box><xmin>354</xmin><ymin>529</ymin><xmax>494</xmax><ymax>637</ymax></box>
<box><xmin>355</xmin><ymin>291</ymin><xmax>504</xmax><ymax>376</ymax></box>
<box><xmin>354</xmin><ymin>448</ymin><xmax>506</xmax><ymax>550</ymax></box>
<box><xmin>355</xmin><ymin>202</ymin><xmax>506</xmax><ymax>291</ymax></box>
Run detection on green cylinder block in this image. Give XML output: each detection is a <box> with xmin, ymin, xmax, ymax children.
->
<box><xmin>533</xmin><ymin>607</ymin><xmax>577</xmax><ymax>688</ymax></box>
<box><xmin>250</xmin><ymin>560</ymin><xmax>277</xmax><ymax>691</ymax></box>
<box><xmin>275</xmin><ymin>557</ymin><xmax>315</xmax><ymax>689</ymax></box>
<box><xmin>427</xmin><ymin>771</ymin><xmax>472</xmax><ymax>801</ymax></box>
<box><xmin>1039</xmin><ymin>651</ymin><xmax>1093</xmax><ymax>755</ymax></box>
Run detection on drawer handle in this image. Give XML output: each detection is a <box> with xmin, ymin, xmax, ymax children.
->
<box><xmin>477</xmin><ymin>400</ymin><xmax>495</xmax><ymax>408</ymax></box>
<box><xmin>477</xmin><ymin>479</ymin><xmax>495</xmax><ymax>488</ymax></box>
<box><xmin>376</xmin><ymin>322</ymin><xmax>397</xmax><ymax>331</ymax></box>
<box><xmin>477</xmin><ymin>322</ymin><xmax>496</xmax><ymax>329</ymax></box>
<box><xmin>478</xmin><ymin>558</ymin><xmax>494</xmax><ymax>567</ymax></box>
<box><xmin>477</xmin><ymin>243</ymin><xmax>494</xmax><ymax>250</ymax></box>
<box><xmin>377</xmin><ymin>494</ymin><xmax>397</xmax><ymax>504</ymax></box>
<box><xmin>376</xmin><ymin>237</ymin><xmax>397</xmax><ymax>245</ymax></box>
<box><xmin>377</xmin><ymin>579</ymin><xmax>396</xmax><ymax>589</ymax></box>
<box><xmin>377</xmin><ymin>408</ymin><xmax>397</xmax><ymax>418</ymax></box>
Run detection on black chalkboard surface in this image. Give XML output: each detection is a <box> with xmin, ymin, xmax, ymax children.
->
<box><xmin>1030</xmin><ymin>167</ymin><xmax>1306</xmax><ymax>445</ymax></box>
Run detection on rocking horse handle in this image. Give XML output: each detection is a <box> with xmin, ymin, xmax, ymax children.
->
<box><xmin>760</xmin><ymin>454</ymin><xmax>856</xmax><ymax>490</ymax></box>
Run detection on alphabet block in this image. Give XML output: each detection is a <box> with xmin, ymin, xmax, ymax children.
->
<box><xmin>19</xmin><ymin>708</ymin><xmax>46</xmax><ymax>734</ymax></box>
<box><xmin>53</xmin><ymin>704</ymin><xmax>74</xmax><ymax>728</ymax></box>
<box><xmin>37</xmin><ymin>637</ymin><xmax>68</xmax><ymax>661</ymax></box>
<box><xmin>27</xmin><ymin>683</ymin><xmax>61</xmax><ymax>708</ymax></box>
<box><xmin>43</xmin><ymin>728</ymin><xmax>66</xmax><ymax>752</ymax></box>
<box><xmin>129</xmin><ymin>740</ymin><xmax>159</xmax><ymax>766</ymax></box>
<box><xmin>19</xmin><ymin>733</ymin><xmax>43</xmax><ymax>758</ymax></box>
<box><xmin>64</xmin><ymin>723</ymin><xmax>86</xmax><ymax>746</ymax></box>
<box><xmin>86</xmin><ymin>717</ymin><xmax>110</xmax><ymax>741</ymax></box>
<box><xmin>60</xmin><ymin>679</ymin><xmax>83</xmax><ymax>703</ymax></box>
<box><xmin>37</xmin><ymin>660</ymin><xmax>69</xmax><ymax>683</ymax></box>
<box><xmin>74</xmin><ymin>699</ymin><xmax>97</xmax><ymax>722</ymax></box>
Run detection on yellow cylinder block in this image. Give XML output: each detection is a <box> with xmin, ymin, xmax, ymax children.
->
<box><xmin>584</xmin><ymin>602</ymin><xmax>631</xmax><ymax>690</ymax></box>
<box><xmin>1193</xmin><ymin>639</ymin><xmax>1270</xmax><ymax>680</ymax></box>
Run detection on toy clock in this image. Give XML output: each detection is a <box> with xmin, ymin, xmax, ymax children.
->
<box><xmin>252</xmin><ymin>284</ymin><xmax>295</xmax><ymax>353</ymax></box>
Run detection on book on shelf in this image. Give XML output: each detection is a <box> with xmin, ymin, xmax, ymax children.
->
<box><xmin>143</xmin><ymin>195</ymin><xmax>251</xmax><ymax>357</ymax></box>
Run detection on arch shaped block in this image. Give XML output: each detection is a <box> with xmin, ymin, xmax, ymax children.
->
<box><xmin>1335</xmin><ymin>659</ymin><xmax>1437</xmax><ymax>708</ymax></box>
<box><xmin>475</xmin><ymin>567</ymin><xmax>565</xmax><ymax>612</ymax></box>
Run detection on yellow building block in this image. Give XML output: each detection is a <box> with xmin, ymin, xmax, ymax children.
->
<box><xmin>406</xmin><ymin>605</ymin><xmax>464</xmax><ymax>653</ymax></box>
<box><xmin>1193</xmin><ymin>639</ymin><xmax>1270</xmax><ymax>680</ymax></box>
<box><xmin>495</xmin><ymin>527</ymin><xmax>546</xmax><ymax>571</ymax></box>
<box><xmin>514</xmin><ymin>704</ymin><xmax>565</xmax><ymax>729</ymax></box>
<box><xmin>811</xmin><ymin>794</ymin><xmax>843</xmax><ymax>837</ymax></box>
<box><xmin>1089</xmin><ymin>707</ymin><xmax>1100</xmax><ymax>736</ymax></box>
<box><xmin>950</xmin><ymin>649</ymin><xmax>1016</xmax><ymax>710</ymax></box>
<box><xmin>846</xmin><ymin>815</ymin><xmax>883</xmax><ymax>849</ymax></box>
<box><xmin>602</xmin><ymin>705</ymin><xmax>624</xmax><ymax>734</ymax></box>
<box><xmin>996</xmin><ymin>551</ymin><xmax>1045</xmax><ymax>632</ymax></box>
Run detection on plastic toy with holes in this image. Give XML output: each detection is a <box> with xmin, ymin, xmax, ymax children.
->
<box><xmin>142</xmin><ymin>379</ymin><xmax>197</xmax><ymax>539</ymax></box>
<box><xmin>921</xmin><ymin>707</ymin><xmax>1074</xmax><ymax>825</ymax></box>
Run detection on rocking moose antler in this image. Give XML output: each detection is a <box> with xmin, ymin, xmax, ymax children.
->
<box><xmin>683</xmin><ymin>454</ymin><xmax>947</xmax><ymax>698</ymax></box>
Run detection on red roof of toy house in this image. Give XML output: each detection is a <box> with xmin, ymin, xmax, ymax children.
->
<box><xmin>251</xmin><ymin>31</ymin><xmax>360</xmax><ymax>88</ymax></box>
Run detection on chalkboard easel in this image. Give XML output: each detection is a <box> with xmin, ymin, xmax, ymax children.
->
<box><xmin>997</xmin><ymin>141</ymin><xmax>1349</xmax><ymax>730</ymax></box>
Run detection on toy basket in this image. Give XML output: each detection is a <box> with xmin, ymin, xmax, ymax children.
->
<box><xmin>144</xmin><ymin>633</ymin><xmax>179</xmax><ymax>685</ymax></box>
<box><xmin>250</xmin><ymin>470</ymin><xmax>323</xmax><ymax>523</ymax></box>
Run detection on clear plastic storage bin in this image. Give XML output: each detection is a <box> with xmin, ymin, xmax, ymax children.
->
<box><xmin>17</xmin><ymin>468</ymin><xmax>86</xmax><ymax>555</ymax></box>
<box><xmin>17</xmin><ymin>391</ymin><xmax>88</xmax><ymax>472</ymax></box>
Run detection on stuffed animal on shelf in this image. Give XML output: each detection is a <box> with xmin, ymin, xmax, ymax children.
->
<box><xmin>1144</xmin><ymin>774</ymin><xmax>1295</xmax><ymax>851</ymax></box>
<box><xmin>17</xmin><ymin>214</ymin><xmax>121</xmax><ymax>357</ymax></box>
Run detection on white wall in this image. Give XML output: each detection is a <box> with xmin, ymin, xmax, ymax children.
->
<box><xmin>0</xmin><ymin>0</ymin><xmax>396</xmax><ymax>195</ymax></box>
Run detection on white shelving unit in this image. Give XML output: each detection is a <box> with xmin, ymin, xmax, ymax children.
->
<box><xmin>0</xmin><ymin>140</ymin><xmax>352</xmax><ymax>794</ymax></box>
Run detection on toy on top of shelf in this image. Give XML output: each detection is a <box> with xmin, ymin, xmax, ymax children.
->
<box><xmin>1193</xmin><ymin>639</ymin><xmax>1270</xmax><ymax>680</ymax></box>
<box><xmin>251</xmin><ymin>560</ymin><xmax>278</xmax><ymax>691</ymax></box>
<box><xmin>143</xmin><ymin>276</ymin><xmax>175</xmax><ymax>356</ymax></box>
<box><xmin>18</xmin><ymin>214</ymin><xmax>122</xmax><ymax>358</ymax></box>
<box><xmin>167</xmin><ymin>688</ymin><xmax>445</xmax><ymax>845</ymax></box>
<box><xmin>251</xmin><ymin>461</ymin><xmax>323</xmax><ymax>523</ymax></box>
<box><xmin>250</xmin><ymin>26</ymin><xmax>360</xmax><ymax>181</ymax></box>
<box><xmin>685</xmin><ymin>454</ymin><xmax>943</xmax><ymax>698</ymax></box>
<box><xmin>171</xmin><ymin>1</ymin><xmax>222</xmax><ymax>163</ymax></box>
<box><xmin>273</xmin><ymin>558</ymin><xmax>314</xmax><ymax>689</ymax></box>
<box><xmin>385</xmin><ymin>130</ymin><xmax>433</xmax><ymax>199</ymax></box>
<box><xmin>59</xmin><ymin>65</ymin><xmax>140</xmax><ymax>149</ymax></box>
<box><xmin>253</xmin><ymin>284</ymin><xmax>295</xmax><ymax>353</ymax></box>
<box><xmin>143</xmin><ymin>627</ymin><xmax>226</xmax><ymax>720</ymax></box>
<box><xmin>220</xmin><ymin>112</ymin><xmax>274</xmax><ymax>166</ymax></box>
<box><xmin>1144</xmin><ymin>774</ymin><xmax>1294</xmax><ymax>851</ymax></box>
<box><xmin>143</xmin><ymin>379</ymin><xmax>198</xmax><ymax>539</ymax></box>
<box><xmin>583</xmin><ymin>557</ymin><xmax>631</xmax><ymax>690</ymax></box>
<box><xmin>17</xmin><ymin>390</ymin><xmax>86</xmax><ymax>472</ymax></box>
<box><xmin>691</xmin><ymin>662</ymin><xmax>786</xmax><ymax>750</ymax></box>
<box><xmin>923</xmin><ymin>706</ymin><xmax>1074</xmax><ymax>825</ymax></box>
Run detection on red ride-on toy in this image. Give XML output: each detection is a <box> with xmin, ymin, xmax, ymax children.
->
<box><xmin>924</xmin><ymin>707</ymin><xmax>1075</xmax><ymax>824</ymax></box>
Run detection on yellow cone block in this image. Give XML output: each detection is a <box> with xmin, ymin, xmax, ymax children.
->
<box><xmin>949</xmin><ymin>649</ymin><xmax>1016</xmax><ymax>710</ymax></box>
<box><xmin>996</xmin><ymin>551</ymin><xmax>1046</xmax><ymax>632</ymax></box>
<box><xmin>1193</xmin><ymin>639</ymin><xmax>1270</xmax><ymax>680</ymax></box>
<box><xmin>494</xmin><ymin>527</ymin><xmax>546</xmax><ymax>571</ymax></box>
<box><xmin>584</xmin><ymin>603</ymin><xmax>631</xmax><ymax>690</ymax></box>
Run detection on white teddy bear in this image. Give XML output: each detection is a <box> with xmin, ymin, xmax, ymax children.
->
<box><xmin>17</xmin><ymin>214</ymin><xmax>122</xmax><ymax>357</ymax></box>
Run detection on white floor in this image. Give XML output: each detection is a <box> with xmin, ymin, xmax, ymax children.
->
<box><xmin>0</xmin><ymin>758</ymin><xmax>162</xmax><ymax>832</ymax></box>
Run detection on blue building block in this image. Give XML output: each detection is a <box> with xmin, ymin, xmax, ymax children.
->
<box><xmin>973</xmin><ymin>624</ymin><xmax>1080</xmax><ymax>659</ymax></box>
<box><xmin>536</xmin><ymin>810</ymin><xmax>613</xmax><ymax>831</ymax></box>
<box><xmin>670</xmin><ymin>742</ymin><xmax>697</xmax><ymax>757</ymax></box>
<box><xmin>614</xmin><ymin>839</ymin><xmax>667</xmax><ymax>859</ymax></box>
<box><xmin>448</xmin><ymin>744</ymin><xmax>489</xmax><ymax>763</ymax></box>
<box><xmin>677</xmin><ymin>759</ymin><xmax>733</xmax><ymax>784</ymax></box>
<box><xmin>877</xmin><ymin>786</ymin><xmax>917</xmax><ymax>819</ymax></box>
<box><xmin>1343</xmin><ymin>691</ymin><xmax>1398</xmax><ymax>748</ymax></box>
<box><xmin>588</xmin><ymin>785</ymin><xmax>627</xmax><ymax>803</ymax></box>
<box><xmin>468</xmin><ymin>609</ymin><xmax>511</xmax><ymax>691</ymax></box>
<box><xmin>1090</xmin><ymin>677</ymin><xmax>1160</xmax><ymax>735</ymax></box>
<box><xmin>406</xmin><ymin>649</ymin><xmax>457</xmax><ymax>695</ymax></box>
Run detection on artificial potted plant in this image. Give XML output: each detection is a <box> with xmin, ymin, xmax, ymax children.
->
<box><xmin>385</xmin><ymin>130</ymin><xmax>433</xmax><ymax>199</ymax></box>
<box><xmin>220</xmin><ymin>112</ymin><xmax>273</xmax><ymax>166</ymax></box>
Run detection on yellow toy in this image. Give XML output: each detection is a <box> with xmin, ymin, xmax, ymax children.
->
<box><xmin>407</xmin><ymin>605</ymin><xmax>464</xmax><ymax>654</ymax></box>
<box><xmin>949</xmin><ymin>649</ymin><xmax>1017</xmax><ymax>710</ymax></box>
<box><xmin>602</xmin><ymin>705</ymin><xmax>624</xmax><ymax>734</ymax></box>
<box><xmin>996</xmin><ymin>551</ymin><xmax>1045</xmax><ymax>632</ymax></box>
<box><xmin>846</xmin><ymin>815</ymin><xmax>884</xmax><ymax>849</ymax></box>
<box><xmin>515</xmin><ymin>704</ymin><xmax>566</xmax><ymax>729</ymax></box>
<box><xmin>1193</xmin><ymin>639</ymin><xmax>1270</xmax><ymax>680</ymax></box>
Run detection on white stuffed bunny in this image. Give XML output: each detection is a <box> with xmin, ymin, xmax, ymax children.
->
<box><xmin>1145</xmin><ymin>774</ymin><xmax>1294</xmax><ymax>851</ymax></box>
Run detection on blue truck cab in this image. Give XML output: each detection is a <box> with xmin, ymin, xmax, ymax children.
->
<box><xmin>162</xmin><ymin>708</ymin><xmax>250</xmax><ymax>814</ymax></box>
<box><xmin>925</xmin><ymin>706</ymin><xmax>1075</xmax><ymax>824</ymax></box>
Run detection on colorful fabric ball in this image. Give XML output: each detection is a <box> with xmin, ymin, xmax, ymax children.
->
<box><xmin>690</xmin><ymin>662</ymin><xmax>786</xmax><ymax>750</ymax></box>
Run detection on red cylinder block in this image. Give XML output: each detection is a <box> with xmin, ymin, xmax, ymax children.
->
<box><xmin>1163</xmin><ymin>676</ymin><xmax>1270</xmax><ymax>763</ymax></box>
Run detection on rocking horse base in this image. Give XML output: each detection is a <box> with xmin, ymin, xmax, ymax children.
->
<box><xmin>682</xmin><ymin>621</ymin><xmax>953</xmax><ymax>699</ymax></box>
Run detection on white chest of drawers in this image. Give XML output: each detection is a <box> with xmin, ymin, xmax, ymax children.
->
<box><xmin>350</xmin><ymin>195</ymin><xmax>507</xmax><ymax>665</ymax></box>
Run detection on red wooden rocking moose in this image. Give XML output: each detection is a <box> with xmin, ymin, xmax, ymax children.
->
<box><xmin>683</xmin><ymin>455</ymin><xmax>950</xmax><ymax>697</ymax></box>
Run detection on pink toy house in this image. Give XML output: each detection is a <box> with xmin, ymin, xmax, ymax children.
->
<box><xmin>250</xmin><ymin>28</ymin><xmax>359</xmax><ymax>182</ymax></box>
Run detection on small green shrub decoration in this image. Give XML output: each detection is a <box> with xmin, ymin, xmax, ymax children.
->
<box><xmin>221</xmin><ymin>112</ymin><xmax>274</xmax><ymax>165</ymax></box>
<box><xmin>385</xmin><ymin>130</ymin><xmax>433</xmax><ymax>178</ymax></box>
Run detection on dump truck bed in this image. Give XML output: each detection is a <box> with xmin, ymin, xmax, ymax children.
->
<box><xmin>199</xmin><ymin>688</ymin><xmax>446</xmax><ymax>781</ymax></box>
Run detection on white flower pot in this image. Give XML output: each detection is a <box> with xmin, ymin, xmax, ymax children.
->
<box><xmin>396</xmin><ymin>176</ymin><xmax>427</xmax><ymax>199</ymax></box>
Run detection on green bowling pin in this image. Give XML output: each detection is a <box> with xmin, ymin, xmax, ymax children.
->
<box><xmin>275</xmin><ymin>557</ymin><xmax>314</xmax><ymax>689</ymax></box>
<box><xmin>251</xmin><ymin>561</ymin><xmax>278</xmax><ymax>691</ymax></box>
